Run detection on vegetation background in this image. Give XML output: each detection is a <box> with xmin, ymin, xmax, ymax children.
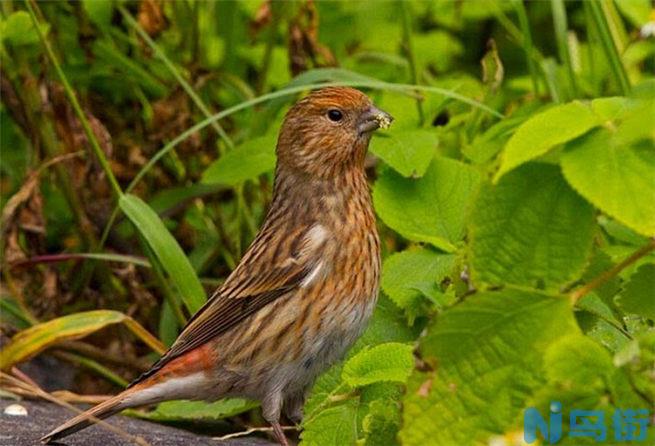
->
<box><xmin>1</xmin><ymin>0</ymin><xmax>654</xmax><ymax>444</ymax></box>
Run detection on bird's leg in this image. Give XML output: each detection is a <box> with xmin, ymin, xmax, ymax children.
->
<box><xmin>283</xmin><ymin>387</ymin><xmax>308</xmax><ymax>426</ymax></box>
<box><xmin>271</xmin><ymin>421</ymin><xmax>290</xmax><ymax>446</ymax></box>
<box><xmin>263</xmin><ymin>391</ymin><xmax>290</xmax><ymax>446</ymax></box>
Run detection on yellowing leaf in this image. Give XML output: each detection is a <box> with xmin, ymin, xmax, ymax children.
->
<box><xmin>0</xmin><ymin>310</ymin><xmax>165</xmax><ymax>370</ymax></box>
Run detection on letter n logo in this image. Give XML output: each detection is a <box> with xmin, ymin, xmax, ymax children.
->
<box><xmin>524</xmin><ymin>402</ymin><xmax>563</xmax><ymax>444</ymax></box>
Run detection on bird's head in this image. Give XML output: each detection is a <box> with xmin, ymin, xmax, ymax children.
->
<box><xmin>276</xmin><ymin>87</ymin><xmax>393</xmax><ymax>178</ymax></box>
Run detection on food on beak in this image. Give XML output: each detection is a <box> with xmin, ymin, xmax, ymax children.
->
<box><xmin>374</xmin><ymin>111</ymin><xmax>393</xmax><ymax>129</ymax></box>
<box><xmin>358</xmin><ymin>106</ymin><xmax>394</xmax><ymax>134</ymax></box>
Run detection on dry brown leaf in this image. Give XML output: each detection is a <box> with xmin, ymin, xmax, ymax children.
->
<box><xmin>138</xmin><ymin>0</ymin><xmax>167</xmax><ymax>37</ymax></box>
<box><xmin>288</xmin><ymin>0</ymin><xmax>336</xmax><ymax>76</ymax></box>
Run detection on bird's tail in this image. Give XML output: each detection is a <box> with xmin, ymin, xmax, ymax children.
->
<box><xmin>40</xmin><ymin>392</ymin><xmax>129</xmax><ymax>444</ymax></box>
<box><xmin>40</xmin><ymin>377</ymin><xmax>169</xmax><ymax>444</ymax></box>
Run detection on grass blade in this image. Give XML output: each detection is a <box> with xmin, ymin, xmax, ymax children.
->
<box><xmin>0</xmin><ymin>310</ymin><xmax>165</xmax><ymax>370</ymax></box>
<box><xmin>25</xmin><ymin>0</ymin><xmax>123</xmax><ymax>200</ymax></box>
<box><xmin>117</xmin><ymin>5</ymin><xmax>234</xmax><ymax>151</ymax></box>
<box><xmin>119</xmin><ymin>194</ymin><xmax>206</xmax><ymax>314</ymax></box>
<box><xmin>550</xmin><ymin>0</ymin><xmax>579</xmax><ymax>98</ymax></box>
<box><xmin>588</xmin><ymin>0</ymin><xmax>630</xmax><ymax>94</ymax></box>
<box><xmin>512</xmin><ymin>0</ymin><xmax>540</xmax><ymax>96</ymax></box>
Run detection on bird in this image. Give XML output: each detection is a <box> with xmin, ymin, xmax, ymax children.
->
<box><xmin>41</xmin><ymin>87</ymin><xmax>393</xmax><ymax>446</ymax></box>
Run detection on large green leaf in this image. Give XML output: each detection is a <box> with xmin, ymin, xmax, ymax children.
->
<box><xmin>0</xmin><ymin>310</ymin><xmax>164</xmax><ymax>370</ymax></box>
<box><xmin>469</xmin><ymin>163</ymin><xmax>596</xmax><ymax>289</ymax></box>
<box><xmin>373</xmin><ymin>157</ymin><xmax>480</xmax><ymax>252</ymax></box>
<box><xmin>495</xmin><ymin>101</ymin><xmax>599</xmax><ymax>180</ymax></box>
<box><xmin>381</xmin><ymin>247</ymin><xmax>455</xmax><ymax>319</ymax></box>
<box><xmin>369</xmin><ymin>129</ymin><xmax>437</xmax><ymax>178</ymax></box>
<box><xmin>342</xmin><ymin>343</ymin><xmax>414</xmax><ymax>388</ymax></box>
<box><xmin>120</xmin><ymin>194</ymin><xmax>206</xmax><ymax>314</ymax></box>
<box><xmin>201</xmin><ymin>133</ymin><xmax>277</xmax><ymax>186</ymax></box>
<box><xmin>561</xmin><ymin>126</ymin><xmax>655</xmax><ymax>236</ymax></box>
<box><xmin>400</xmin><ymin>289</ymin><xmax>578</xmax><ymax>446</ymax></box>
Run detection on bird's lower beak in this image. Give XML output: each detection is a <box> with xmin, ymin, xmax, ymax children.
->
<box><xmin>358</xmin><ymin>106</ymin><xmax>394</xmax><ymax>135</ymax></box>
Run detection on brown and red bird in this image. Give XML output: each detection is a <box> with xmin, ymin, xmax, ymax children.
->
<box><xmin>42</xmin><ymin>87</ymin><xmax>392</xmax><ymax>445</ymax></box>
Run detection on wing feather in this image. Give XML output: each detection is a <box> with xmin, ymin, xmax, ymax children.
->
<box><xmin>129</xmin><ymin>223</ymin><xmax>322</xmax><ymax>386</ymax></box>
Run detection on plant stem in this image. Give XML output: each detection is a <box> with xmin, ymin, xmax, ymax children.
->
<box><xmin>587</xmin><ymin>0</ymin><xmax>630</xmax><ymax>95</ymax></box>
<box><xmin>550</xmin><ymin>0</ymin><xmax>578</xmax><ymax>98</ymax></box>
<box><xmin>401</xmin><ymin>1</ymin><xmax>424</xmax><ymax>125</ymax></box>
<box><xmin>256</xmin><ymin>5</ymin><xmax>279</xmax><ymax>95</ymax></box>
<box><xmin>512</xmin><ymin>0</ymin><xmax>539</xmax><ymax>96</ymax></box>
<box><xmin>117</xmin><ymin>5</ymin><xmax>234</xmax><ymax>152</ymax></box>
<box><xmin>570</xmin><ymin>239</ymin><xmax>655</xmax><ymax>304</ymax></box>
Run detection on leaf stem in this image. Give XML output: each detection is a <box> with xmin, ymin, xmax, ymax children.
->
<box><xmin>570</xmin><ymin>238</ymin><xmax>655</xmax><ymax>304</ymax></box>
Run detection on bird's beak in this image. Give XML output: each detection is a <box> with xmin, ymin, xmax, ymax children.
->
<box><xmin>358</xmin><ymin>106</ymin><xmax>394</xmax><ymax>135</ymax></box>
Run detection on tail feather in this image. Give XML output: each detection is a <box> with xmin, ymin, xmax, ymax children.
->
<box><xmin>41</xmin><ymin>393</ymin><xmax>129</xmax><ymax>444</ymax></box>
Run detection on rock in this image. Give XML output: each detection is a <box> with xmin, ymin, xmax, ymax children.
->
<box><xmin>0</xmin><ymin>400</ymin><xmax>274</xmax><ymax>446</ymax></box>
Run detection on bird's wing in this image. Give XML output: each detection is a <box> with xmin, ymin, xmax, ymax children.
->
<box><xmin>130</xmin><ymin>223</ymin><xmax>322</xmax><ymax>386</ymax></box>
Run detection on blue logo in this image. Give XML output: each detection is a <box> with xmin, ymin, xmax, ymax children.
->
<box><xmin>524</xmin><ymin>402</ymin><xmax>650</xmax><ymax>443</ymax></box>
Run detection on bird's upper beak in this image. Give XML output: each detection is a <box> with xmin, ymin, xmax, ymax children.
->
<box><xmin>358</xmin><ymin>106</ymin><xmax>394</xmax><ymax>135</ymax></box>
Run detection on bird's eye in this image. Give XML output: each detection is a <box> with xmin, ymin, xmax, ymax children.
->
<box><xmin>327</xmin><ymin>109</ymin><xmax>343</xmax><ymax>122</ymax></box>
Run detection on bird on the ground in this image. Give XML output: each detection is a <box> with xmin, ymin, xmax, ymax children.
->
<box><xmin>42</xmin><ymin>87</ymin><xmax>393</xmax><ymax>446</ymax></box>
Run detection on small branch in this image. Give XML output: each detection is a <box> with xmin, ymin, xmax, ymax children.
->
<box><xmin>214</xmin><ymin>425</ymin><xmax>297</xmax><ymax>442</ymax></box>
<box><xmin>570</xmin><ymin>238</ymin><xmax>655</xmax><ymax>304</ymax></box>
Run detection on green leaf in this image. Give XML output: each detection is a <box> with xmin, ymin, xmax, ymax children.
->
<box><xmin>462</xmin><ymin>115</ymin><xmax>524</xmax><ymax>164</ymax></box>
<box><xmin>1</xmin><ymin>10</ymin><xmax>49</xmax><ymax>46</ymax></box>
<box><xmin>561</xmin><ymin>127</ymin><xmax>655</xmax><ymax>236</ymax></box>
<box><xmin>201</xmin><ymin>134</ymin><xmax>277</xmax><ymax>186</ymax></box>
<box><xmin>469</xmin><ymin>163</ymin><xmax>596</xmax><ymax>289</ymax></box>
<box><xmin>82</xmin><ymin>0</ymin><xmax>114</xmax><ymax>29</ymax></box>
<box><xmin>529</xmin><ymin>334</ymin><xmax>649</xmax><ymax>443</ymax></box>
<box><xmin>300</xmin><ymin>400</ymin><xmax>358</xmax><ymax>446</ymax></box>
<box><xmin>381</xmin><ymin>247</ymin><xmax>455</xmax><ymax>319</ymax></box>
<box><xmin>0</xmin><ymin>310</ymin><xmax>164</xmax><ymax>370</ymax></box>
<box><xmin>130</xmin><ymin>399</ymin><xmax>257</xmax><ymax>422</ymax></box>
<box><xmin>495</xmin><ymin>101</ymin><xmax>599</xmax><ymax>180</ymax></box>
<box><xmin>616</xmin><ymin>263</ymin><xmax>655</xmax><ymax>320</ymax></box>
<box><xmin>120</xmin><ymin>194</ymin><xmax>206</xmax><ymax>314</ymax></box>
<box><xmin>543</xmin><ymin>334</ymin><xmax>614</xmax><ymax>388</ymax></box>
<box><xmin>303</xmin><ymin>296</ymin><xmax>418</xmax><ymax>432</ymax></box>
<box><xmin>373</xmin><ymin>157</ymin><xmax>480</xmax><ymax>252</ymax></box>
<box><xmin>615</xmin><ymin>0</ymin><xmax>652</xmax><ymax>26</ymax></box>
<box><xmin>342</xmin><ymin>343</ymin><xmax>414</xmax><ymax>388</ymax></box>
<box><xmin>400</xmin><ymin>289</ymin><xmax>578</xmax><ymax>445</ymax></box>
<box><xmin>357</xmin><ymin>397</ymin><xmax>401</xmax><ymax>446</ymax></box>
<box><xmin>369</xmin><ymin>129</ymin><xmax>437</xmax><ymax>178</ymax></box>
<box><xmin>355</xmin><ymin>296</ymin><xmax>422</xmax><ymax>351</ymax></box>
